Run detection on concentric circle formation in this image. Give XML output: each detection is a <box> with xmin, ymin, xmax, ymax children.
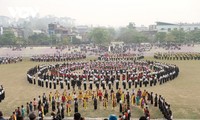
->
<box><xmin>26</xmin><ymin>59</ymin><xmax>179</xmax><ymax>119</ymax></box>
<box><xmin>27</xmin><ymin>60</ymin><xmax>179</xmax><ymax>90</ymax></box>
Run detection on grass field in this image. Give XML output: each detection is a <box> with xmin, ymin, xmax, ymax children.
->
<box><xmin>0</xmin><ymin>57</ymin><xmax>200</xmax><ymax>119</ymax></box>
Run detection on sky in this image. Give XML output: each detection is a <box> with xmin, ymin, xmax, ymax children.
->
<box><xmin>0</xmin><ymin>0</ymin><xmax>200</xmax><ymax>27</ymax></box>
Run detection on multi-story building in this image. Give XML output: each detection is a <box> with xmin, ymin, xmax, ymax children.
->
<box><xmin>76</xmin><ymin>25</ymin><xmax>90</xmax><ymax>41</ymax></box>
<box><xmin>149</xmin><ymin>25</ymin><xmax>157</xmax><ymax>31</ymax></box>
<box><xmin>48</xmin><ymin>23</ymin><xmax>70</xmax><ymax>43</ymax></box>
<box><xmin>156</xmin><ymin>22</ymin><xmax>200</xmax><ymax>33</ymax></box>
<box><xmin>48</xmin><ymin>23</ymin><xmax>69</xmax><ymax>35</ymax></box>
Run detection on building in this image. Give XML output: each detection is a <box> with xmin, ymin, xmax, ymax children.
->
<box><xmin>2</xmin><ymin>27</ymin><xmax>24</xmax><ymax>38</ymax></box>
<box><xmin>48</xmin><ymin>23</ymin><xmax>69</xmax><ymax>35</ymax></box>
<box><xmin>149</xmin><ymin>25</ymin><xmax>157</xmax><ymax>31</ymax></box>
<box><xmin>13</xmin><ymin>28</ymin><xmax>24</xmax><ymax>38</ymax></box>
<box><xmin>48</xmin><ymin>23</ymin><xmax>70</xmax><ymax>44</ymax></box>
<box><xmin>76</xmin><ymin>25</ymin><xmax>90</xmax><ymax>41</ymax></box>
<box><xmin>0</xmin><ymin>16</ymin><xmax>12</xmax><ymax>27</ymax></box>
<box><xmin>156</xmin><ymin>22</ymin><xmax>200</xmax><ymax>33</ymax></box>
<box><xmin>33</xmin><ymin>29</ymin><xmax>45</xmax><ymax>34</ymax></box>
<box><xmin>136</xmin><ymin>25</ymin><xmax>148</xmax><ymax>32</ymax></box>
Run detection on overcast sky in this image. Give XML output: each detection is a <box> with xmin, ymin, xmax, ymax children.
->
<box><xmin>0</xmin><ymin>0</ymin><xmax>199</xmax><ymax>27</ymax></box>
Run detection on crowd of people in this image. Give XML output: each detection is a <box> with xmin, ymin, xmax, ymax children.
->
<box><xmin>6</xmin><ymin>87</ymin><xmax>172</xmax><ymax>120</ymax></box>
<box><xmin>0</xmin><ymin>57</ymin><xmax>22</xmax><ymax>64</ymax></box>
<box><xmin>160</xmin><ymin>43</ymin><xmax>181</xmax><ymax>51</ymax></box>
<box><xmin>0</xmin><ymin>85</ymin><xmax>5</xmax><ymax>103</ymax></box>
<box><xmin>27</xmin><ymin>60</ymin><xmax>179</xmax><ymax>91</ymax></box>
<box><xmin>98</xmin><ymin>53</ymin><xmax>144</xmax><ymax>61</ymax></box>
<box><xmin>0</xmin><ymin>43</ymin><xmax>195</xmax><ymax>120</ymax></box>
<box><xmin>154</xmin><ymin>52</ymin><xmax>200</xmax><ymax>60</ymax></box>
<box><xmin>30</xmin><ymin>53</ymin><xmax>86</xmax><ymax>62</ymax></box>
<box><xmin>25</xmin><ymin>59</ymin><xmax>178</xmax><ymax>119</ymax></box>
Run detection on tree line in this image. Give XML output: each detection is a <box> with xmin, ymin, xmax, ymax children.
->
<box><xmin>90</xmin><ymin>26</ymin><xmax>200</xmax><ymax>45</ymax></box>
<box><xmin>1</xmin><ymin>25</ymin><xmax>200</xmax><ymax>46</ymax></box>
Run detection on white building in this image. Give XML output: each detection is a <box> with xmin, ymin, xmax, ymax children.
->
<box><xmin>149</xmin><ymin>25</ymin><xmax>157</xmax><ymax>31</ymax></box>
<box><xmin>156</xmin><ymin>22</ymin><xmax>200</xmax><ymax>33</ymax></box>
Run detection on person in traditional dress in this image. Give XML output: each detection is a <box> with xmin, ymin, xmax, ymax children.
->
<box><xmin>154</xmin><ymin>94</ymin><xmax>158</xmax><ymax>107</ymax></box>
<box><xmin>61</xmin><ymin>103</ymin><xmax>65</xmax><ymax>119</ymax></box>
<box><xmin>77</xmin><ymin>91</ymin><xmax>83</xmax><ymax>102</ymax></box>
<box><xmin>150</xmin><ymin>92</ymin><xmax>154</xmax><ymax>105</ymax></box>
<box><xmin>66</xmin><ymin>101</ymin><xmax>71</xmax><ymax>116</ymax></box>
<box><xmin>126</xmin><ymin>92</ymin><xmax>130</xmax><ymax>106</ymax></box>
<box><xmin>103</xmin><ymin>98</ymin><xmax>108</xmax><ymax>110</ymax></box>
<box><xmin>74</xmin><ymin>99</ymin><xmax>78</xmax><ymax>113</ymax></box>
<box><xmin>83</xmin><ymin>79</ymin><xmax>87</xmax><ymax>90</ymax></box>
<box><xmin>116</xmin><ymin>90</ymin><xmax>121</xmax><ymax>103</ymax></box>
<box><xmin>21</xmin><ymin>105</ymin><xmax>25</xmax><ymax>119</ymax></box>
<box><xmin>44</xmin><ymin>100</ymin><xmax>49</xmax><ymax>116</ymax></box>
<box><xmin>104</xmin><ymin>90</ymin><xmax>108</xmax><ymax>101</ymax></box>
<box><xmin>52</xmin><ymin>97</ymin><xmax>56</xmax><ymax>111</ymax></box>
<box><xmin>83</xmin><ymin>97</ymin><xmax>87</xmax><ymax>110</ymax></box>
<box><xmin>121</xmin><ymin>92</ymin><xmax>125</xmax><ymax>103</ymax></box>
<box><xmin>119</xmin><ymin>100</ymin><xmax>123</xmax><ymax>113</ymax></box>
<box><xmin>11</xmin><ymin>112</ymin><xmax>17</xmax><ymax>120</ymax></box>
<box><xmin>136</xmin><ymin>95</ymin><xmax>140</xmax><ymax>106</ymax></box>
<box><xmin>93</xmin><ymin>96</ymin><xmax>97</xmax><ymax>110</ymax></box>
<box><xmin>98</xmin><ymin>90</ymin><xmax>103</xmax><ymax>101</ymax></box>
<box><xmin>144</xmin><ymin>107</ymin><xmax>150</xmax><ymax>120</ymax></box>
<box><xmin>33</xmin><ymin>98</ymin><xmax>37</xmax><ymax>111</ymax></box>
<box><xmin>140</xmin><ymin>98</ymin><xmax>145</xmax><ymax>109</ymax></box>
<box><xmin>131</xmin><ymin>93</ymin><xmax>135</xmax><ymax>106</ymax></box>
<box><xmin>67</xmin><ymin>93</ymin><xmax>72</xmax><ymax>104</ymax></box>
<box><xmin>26</xmin><ymin>103</ymin><xmax>29</xmax><ymax>116</ymax></box>
<box><xmin>112</xmin><ymin>97</ymin><xmax>117</xmax><ymax>110</ymax></box>
<box><xmin>49</xmin><ymin>92</ymin><xmax>52</xmax><ymax>102</ymax></box>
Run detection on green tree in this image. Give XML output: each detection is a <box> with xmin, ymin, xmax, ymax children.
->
<box><xmin>165</xmin><ymin>33</ymin><xmax>175</xmax><ymax>42</ymax></box>
<box><xmin>107</xmin><ymin>27</ymin><xmax>116</xmax><ymax>42</ymax></box>
<box><xmin>155</xmin><ymin>32</ymin><xmax>166</xmax><ymax>43</ymax></box>
<box><xmin>28</xmin><ymin>33</ymin><xmax>50</xmax><ymax>45</ymax></box>
<box><xmin>0</xmin><ymin>31</ymin><xmax>16</xmax><ymax>45</ymax></box>
<box><xmin>60</xmin><ymin>36</ymin><xmax>71</xmax><ymax>45</ymax></box>
<box><xmin>15</xmin><ymin>37</ymin><xmax>26</xmax><ymax>45</ymax></box>
<box><xmin>71</xmin><ymin>36</ymin><xmax>81</xmax><ymax>44</ymax></box>
<box><xmin>117</xmin><ymin>27</ymin><xmax>135</xmax><ymax>43</ymax></box>
<box><xmin>189</xmin><ymin>30</ymin><xmax>200</xmax><ymax>42</ymax></box>
<box><xmin>170</xmin><ymin>30</ymin><xmax>186</xmax><ymax>43</ymax></box>
<box><xmin>89</xmin><ymin>27</ymin><xmax>111</xmax><ymax>45</ymax></box>
<box><xmin>117</xmin><ymin>27</ymin><xmax>148</xmax><ymax>43</ymax></box>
